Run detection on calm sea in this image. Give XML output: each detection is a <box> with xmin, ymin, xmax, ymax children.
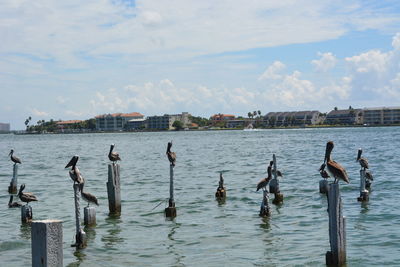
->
<box><xmin>1</xmin><ymin>127</ymin><xmax>399</xmax><ymax>266</ymax></box>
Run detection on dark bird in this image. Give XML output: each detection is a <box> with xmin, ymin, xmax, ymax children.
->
<box><xmin>257</xmin><ymin>163</ymin><xmax>273</xmax><ymax>191</ymax></box>
<box><xmin>324</xmin><ymin>141</ymin><xmax>349</xmax><ymax>184</ymax></box>
<box><xmin>356</xmin><ymin>149</ymin><xmax>369</xmax><ymax>169</ymax></box>
<box><xmin>319</xmin><ymin>163</ymin><xmax>330</xmax><ymax>179</ymax></box>
<box><xmin>270</xmin><ymin>160</ymin><xmax>283</xmax><ymax>178</ymax></box>
<box><xmin>65</xmin><ymin>155</ymin><xmax>84</xmax><ymax>184</ymax></box>
<box><xmin>18</xmin><ymin>184</ymin><xmax>38</xmax><ymax>205</ymax></box>
<box><xmin>108</xmin><ymin>144</ymin><xmax>121</xmax><ymax>162</ymax></box>
<box><xmin>218</xmin><ymin>173</ymin><xmax>224</xmax><ymax>189</ymax></box>
<box><xmin>166</xmin><ymin>141</ymin><xmax>176</xmax><ymax>166</ymax></box>
<box><xmin>79</xmin><ymin>183</ymin><xmax>99</xmax><ymax>207</ymax></box>
<box><xmin>9</xmin><ymin>149</ymin><xmax>21</xmax><ymax>165</ymax></box>
<box><xmin>8</xmin><ymin>195</ymin><xmax>21</xmax><ymax>208</ymax></box>
<box><xmin>365</xmin><ymin>170</ymin><xmax>374</xmax><ymax>181</ymax></box>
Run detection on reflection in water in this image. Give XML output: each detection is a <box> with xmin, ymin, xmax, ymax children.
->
<box><xmin>259</xmin><ymin>217</ymin><xmax>271</xmax><ymax>231</ymax></box>
<box><xmin>167</xmin><ymin>222</ymin><xmax>185</xmax><ymax>267</ymax></box>
<box><xmin>360</xmin><ymin>202</ymin><xmax>369</xmax><ymax>214</ymax></box>
<box><xmin>84</xmin><ymin>226</ymin><xmax>96</xmax><ymax>244</ymax></box>
<box><xmin>66</xmin><ymin>250</ymin><xmax>87</xmax><ymax>267</ymax></box>
<box><xmin>216</xmin><ymin>197</ymin><xmax>226</xmax><ymax>206</ymax></box>
<box><xmin>19</xmin><ymin>223</ymin><xmax>31</xmax><ymax>240</ymax></box>
<box><xmin>101</xmin><ymin>215</ymin><xmax>124</xmax><ymax>248</ymax></box>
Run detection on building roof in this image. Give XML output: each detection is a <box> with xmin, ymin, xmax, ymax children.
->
<box><xmin>211</xmin><ymin>114</ymin><xmax>236</xmax><ymax>119</ymax></box>
<box><xmin>265</xmin><ymin>110</ymin><xmax>319</xmax><ymax>117</ymax></box>
<box><xmin>96</xmin><ymin>112</ymin><xmax>144</xmax><ymax>118</ymax></box>
<box><xmin>327</xmin><ymin>109</ymin><xmax>361</xmax><ymax>116</ymax></box>
<box><xmin>56</xmin><ymin>120</ymin><xmax>82</xmax><ymax>125</ymax></box>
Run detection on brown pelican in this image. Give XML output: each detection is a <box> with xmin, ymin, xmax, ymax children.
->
<box><xmin>108</xmin><ymin>144</ymin><xmax>121</xmax><ymax>162</ymax></box>
<box><xmin>65</xmin><ymin>155</ymin><xmax>84</xmax><ymax>184</ymax></box>
<box><xmin>319</xmin><ymin>163</ymin><xmax>330</xmax><ymax>179</ymax></box>
<box><xmin>8</xmin><ymin>195</ymin><xmax>22</xmax><ymax>208</ymax></box>
<box><xmin>9</xmin><ymin>149</ymin><xmax>21</xmax><ymax>165</ymax></box>
<box><xmin>356</xmin><ymin>149</ymin><xmax>369</xmax><ymax>169</ymax></box>
<box><xmin>218</xmin><ymin>173</ymin><xmax>224</xmax><ymax>189</ymax></box>
<box><xmin>365</xmin><ymin>170</ymin><xmax>373</xmax><ymax>181</ymax></box>
<box><xmin>324</xmin><ymin>141</ymin><xmax>349</xmax><ymax>184</ymax></box>
<box><xmin>257</xmin><ymin>163</ymin><xmax>273</xmax><ymax>191</ymax></box>
<box><xmin>166</xmin><ymin>141</ymin><xmax>176</xmax><ymax>166</ymax></box>
<box><xmin>18</xmin><ymin>184</ymin><xmax>38</xmax><ymax>205</ymax></box>
<box><xmin>79</xmin><ymin>183</ymin><xmax>99</xmax><ymax>207</ymax></box>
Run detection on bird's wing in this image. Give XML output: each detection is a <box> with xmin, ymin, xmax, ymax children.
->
<box><xmin>328</xmin><ymin>160</ymin><xmax>349</xmax><ymax>183</ymax></box>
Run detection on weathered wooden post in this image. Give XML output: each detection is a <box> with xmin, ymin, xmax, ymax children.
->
<box><xmin>319</xmin><ymin>179</ymin><xmax>329</xmax><ymax>194</ymax></box>
<box><xmin>21</xmin><ymin>204</ymin><xmax>33</xmax><ymax>223</ymax></box>
<box><xmin>165</xmin><ymin>164</ymin><xmax>177</xmax><ymax>217</ymax></box>
<box><xmin>215</xmin><ymin>173</ymin><xmax>226</xmax><ymax>199</ymax></box>
<box><xmin>326</xmin><ymin>183</ymin><xmax>346</xmax><ymax>266</ymax></box>
<box><xmin>8</xmin><ymin>164</ymin><xmax>18</xmax><ymax>194</ymax></box>
<box><xmin>72</xmin><ymin>183</ymin><xmax>86</xmax><ymax>248</ymax></box>
<box><xmin>270</xmin><ymin>154</ymin><xmax>283</xmax><ymax>204</ymax></box>
<box><xmin>259</xmin><ymin>190</ymin><xmax>270</xmax><ymax>217</ymax></box>
<box><xmin>31</xmin><ymin>219</ymin><xmax>63</xmax><ymax>267</ymax></box>
<box><xmin>84</xmin><ymin>207</ymin><xmax>96</xmax><ymax>226</ymax></box>
<box><xmin>357</xmin><ymin>169</ymin><xmax>369</xmax><ymax>202</ymax></box>
<box><xmin>107</xmin><ymin>163</ymin><xmax>121</xmax><ymax>215</ymax></box>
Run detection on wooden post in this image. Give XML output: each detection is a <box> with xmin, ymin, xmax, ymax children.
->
<box><xmin>270</xmin><ymin>154</ymin><xmax>283</xmax><ymax>204</ymax></box>
<box><xmin>72</xmin><ymin>184</ymin><xmax>86</xmax><ymax>248</ymax></box>
<box><xmin>165</xmin><ymin>165</ymin><xmax>176</xmax><ymax>218</ymax></box>
<box><xmin>357</xmin><ymin>169</ymin><xmax>369</xmax><ymax>202</ymax></box>
<box><xmin>107</xmin><ymin>163</ymin><xmax>121</xmax><ymax>214</ymax></box>
<box><xmin>259</xmin><ymin>190</ymin><xmax>270</xmax><ymax>217</ymax></box>
<box><xmin>319</xmin><ymin>179</ymin><xmax>329</xmax><ymax>194</ymax></box>
<box><xmin>8</xmin><ymin>164</ymin><xmax>18</xmax><ymax>194</ymax></box>
<box><xmin>326</xmin><ymin>183</ymin><xmax>346</xmax><ymax>266</ymax></box>
<box><xmin>21</xmin><ymin>204</ymin><xmax>33</xmax><ymax>223</ymax></box>
<box><xmin>84</xmin><ymin>207</ymin><xmax>96</xmax><ymax>226</ymax></box>
<box><xmin>31</xmin><ymin>219</ymin><xmax>63</xmax><ymax>267</ymax></box>
<box><xmin>215</xmin><ymin>174</ymin><xmax>226</xmax><ymax>199</ymax></box>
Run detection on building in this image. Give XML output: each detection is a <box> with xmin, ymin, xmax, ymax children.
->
<box><xmin>125</xmin><ymin>118</ymin><xmax>146</xmax><ymax>130</ymax></box>
<box><xmin>264</xmin><ymin>111</ymin><xmax>322</xmax><ymax>126</ymax></box>
<box><xmin>0</xmin><ymin>122</ymin><xmax>10</xmax><ymax>132</ymax></box>
<box><xmin>325</xmin><ymin>109</ymin><xmax>362</xmax><ymax>125</ymax></box>
<box><xmin>363</xmin><ymin>107</ymin><xmax>400</xmax><ymax>125</ymax></box>
<box><xmin>210</xmin><ymin>114</ymin><xmax>236</xmax><ymax>126</ymax></box>
<box><xmin>226</xmin><ymin>119</ymin><xmax>254</xmax><ymax>128</ymax></box>
<box><xmin>147</xmin><ymin>112</ymin><xmax>191</xmax><ymax>130</ymax></box>
<box><xmin>56</xmin><ymin>120</ymin><xmax>82</xmax><ymax>133</ymax></box>
<box><xmin>95</xmin><ymin>112</ymin><xmax>144</xmax><ymax>131</ymax></box>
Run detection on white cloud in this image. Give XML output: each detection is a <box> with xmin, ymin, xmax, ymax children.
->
<box><xmin>311</xmin><ymin>52</ymin><xmax>337</xmax><ymax>72</ymax></box>
<box><xmin>31</xmin><ymin>108</ymin><xmax>49</xmax><ymax>117</ymax></box>
<box><xmin>258</xmin><ymin>61</ymin><xmax>286</xmax><ymax>80</ymax></box>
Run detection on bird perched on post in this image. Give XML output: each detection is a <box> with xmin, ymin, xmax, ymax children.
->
<box><xmin>365</xmin><ymin>170</ymin><xmax>373</xmax><ymax>181</ymax></box>
<box><xmin>166</xmin><ymin>141</ymin><xmax>176</xmax><ymax>166</ymax></box>
<box><xmin>8</xmin><ymin>195</ymin><xmax>21</xmax><ymax>208</ymax></box>
<box><xmin>18</xmin><ymin>184</ymin><xmax>38</xmax><ymax>205</ymax></box>
<box><xmin>270</xmin><ymin>160</ymin><xmax>283</xmax><ymax>178</ymax></box>
<box><xmin>79</xmin><ymin>183</ymin><xmax>99</xmax><ymax>207</ymax></box>
<box><xmin>356</xmin><ymin>149</ymin><xmax>369</xmax><ymax>170</ymax></box>
<box><xmin>65</xmin><ymin>155</ymin><xmax>84</xmax><ymax>184</ymax></box>
<box><xmin>319</xmin><ymin>163</ymin><xmax>330</xmax><ymax>179</ymax></box>
<box><xmin>324</xmin><ymin>141</ymin><xmax>349</xmax><ymax>184</ymax></box>
<box><xmin>257</xmin><ymin>162</ymin><xmax>273</xmax><ymax>191</ymax></box>
<box><xmin>8</xmin><ymin>149</ymin><xmax>21</xmax><ymax>165</ymax></box>
<box><xmin>108</xmin><ymin>144</ymin><xmax>121</xmax><ymax>163</ymax></box>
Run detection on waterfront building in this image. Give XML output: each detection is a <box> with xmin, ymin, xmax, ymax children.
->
<box><xmin>264</xmin><ymin>111</ymin><xmax>322</xmax><ymax>126</ymax></box>
<box><xmin>95</xmin><ymin>112</ymin><xmax>144</xmax><ymax>131</ymax></box>
<box><xmin>363</xmin><ymin>107</ymin><xmax>400</xmax><ymax>125</ymax></box>
<box><xmin>210</xmin><ymin>114</ymin><xmax>236</xmax><ymax>126</ymax></box>
<box><xmin>226</xmin><ymin>119</ymin><xmax>254</xmax><ymax>128</ymax></box>
<box><xmin>325</xmin><ymin>109</ymin><xmax>362</xmax><ymax>125</ymax></box>
<box><xmin>56</xmin><ymin>120</ymin><xmax>82</xmax><ymax>133</ymax></box>
<box><xmin>125</xmin><ymin>118</ymin><xmax>146</xmax><ymax>130</ymax></box>
<box><xmin>147</xmin><ymin>112</ymin><xmax>191</xmax><ymax>130</ymax></box>
<box><xmin>0</xmin><ymin>122</ymin><xmax>10</xmax><ymax>132</ymax></box>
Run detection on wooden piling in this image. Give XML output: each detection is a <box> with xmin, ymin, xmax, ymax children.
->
<box><xmin>272</xmin><ymin>192</ymin><xmax>284</xmax><ymax>205</ymax></box>
<box><xmin>72</xmin><ymin>184</ymin><xmax>86</xmax><ymax>248</ymax></box>
<box><xmin>21</xmin><ymin>204</ymin><xmax>33</xmax><ymax>223</ymax></box>
<box><xmin>165</xmin><ymin>165</ymin><xmax>177</xmax><ymax>218</ymax></box>
<box><xmin>215</xmin><ymin>173</ymin><xmax>226</xmax><ymax>199</ymax></box>
<box><xmin>357</xmin><ymin>169</ymin><xmax>369</xmax><ymax>202</ymax></box>
<box><xmin>31</xmin><ymin>219</ymin><xmax>63</xmax><ymax>267</ymax></box>
<box><xmin>8</xmin><ymin>164</ymin><xmax>18</xmax><ymax>194</ymax></box>
<box><xmin>319</xmin><ymin>179</ymin><xmax>329</xmax><ymax>194</ymax></box>
<box><xmin>107</xmin><ymin>163</ymin><xmax>121</xmax><ymax>215</ymax></box>
<box><xmin>84</xmin><ymin>207</ymin><xmax>96</xmax><ymax>226</ymax></box>
<box><xmin>259</xmin><ymin>190</ymin><xmax>270</xmax><ymax>217</ymax></box>
<box><xmin>326</xmin><ymin>183</ymin><xmax>346</xmax><ymax>266</ymax></box>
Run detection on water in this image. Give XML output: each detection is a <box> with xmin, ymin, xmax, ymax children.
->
<box><xmin>1</xmin><ymin>127</ymin><xmax>400</xmax><ymax>266</ymax></box>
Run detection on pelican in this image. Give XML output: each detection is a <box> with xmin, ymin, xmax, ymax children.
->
<box><xmin>79</xmin><ymin>183</ymin><xmax>99</xmax><ymax>207</ymax></box>
<box><xmin>257</xmin><ymin>163</ymin><xmax>273</xmax><ymax>191</ymax></box>
<box><xmin>65</xmin><ymin>155</ymin><xmax>84</xmax><ymax>184</ymax></box>
<box><xmin>166</xmin><ymin>141</ymin><xmax>176</xmax><ymax>166</ymax></box>
<box><xmin>218</xmin><ymin>173</ymin><xmax>224</xmax><ymax>189</ymax></box>
<box><xmin>319</xmin><ymin>163</ymin><xmax>330</xmax><ymax>179</ymax></box>
<box><xmin>8</xmin><ymin>195</ymin><xmax>21</xmax><ymax>208</ymax></box>
<box><xmin>18</xmin><ymin>184</ymin><xmax>38</xmax><ymax>205</ymax></box>
<box><xmin>9</xmin><ymin>149</ymin><xmax>21</xmax><ymax>165</ymax></box>
<box><xmin>324</xmin><ymin>141</ymin><xmax>349</xmax><ymax>184</ymax></box>
<box><xmin>270</xmin><ymin>160</ymin><xmax>283</xmax><ymax>178</ymax></box>
<box><xmin>365</xmin><ymin>171</ymin><xmax>373</xmax><ymax>181</ymax></box>
<box><xmin>108</xmin><ymin>144</ymin><xmax>121</xmax><ymax>162</ymax></box>
<box><xmin>356</xmin><ymin>149</ymin><xmax>369</xmax><ymax>169</ymax></box>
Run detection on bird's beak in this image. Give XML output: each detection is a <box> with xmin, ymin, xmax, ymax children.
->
<box><xmin>8</xmin><ymin>151</ymin><xmax>12</xmax><ymax>156</ymax></box>
<box><xmin>356</xmin><ymin>149</ymin><xmax>362</xmax><ymax>161</ymax></box>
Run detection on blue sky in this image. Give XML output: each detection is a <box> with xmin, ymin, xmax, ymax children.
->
<box><xmin>1</xmin><ymin>0</ymin><xmax>400</xmax><ymax>129</ymax></box>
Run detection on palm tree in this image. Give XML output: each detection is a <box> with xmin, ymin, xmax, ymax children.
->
<box><xmin>253</xmin><ymin>111</ymin><xmax>257</xmax><ymax>118</ymax></box>
<box><xmin>257</xmin><ymin>110</ymin><xmax>261</xmax><ymax>117</ymax></box>
<box><xmin>248</xmin><ymin>112</ymin><xmax>252</xmax><ymax>119</ymax></box>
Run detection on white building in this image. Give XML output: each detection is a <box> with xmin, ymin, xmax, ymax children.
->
<box><xmin>95</xmin><ymin>112</ymin><xmax>144</xmax><ymax>131</ymax></box>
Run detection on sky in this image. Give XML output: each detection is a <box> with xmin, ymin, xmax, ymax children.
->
<box><xmin>1</xmin><ymin>0</ymin><xmax>400</xmax><ymax>130</ymax></box>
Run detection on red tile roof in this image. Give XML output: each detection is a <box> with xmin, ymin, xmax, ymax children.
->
<box><xmin>56</xmin><ymin>120</ymin><xmax>82</xmax><ymax>125</ymax></box>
